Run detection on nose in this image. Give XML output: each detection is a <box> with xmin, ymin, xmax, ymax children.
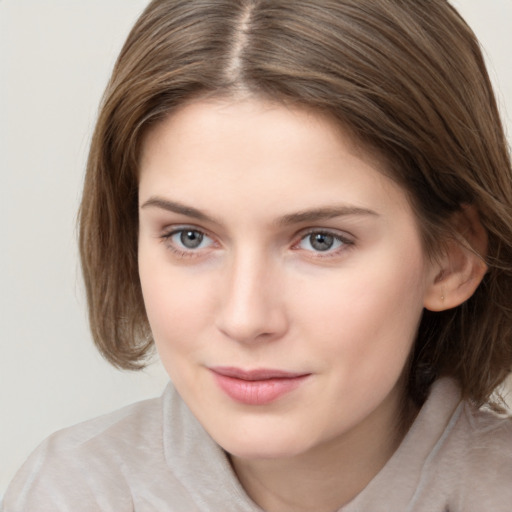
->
<box><xmin>215</xmin><ymin>249</ymin><xmax>289</xmax><ymax>344</ymax></box>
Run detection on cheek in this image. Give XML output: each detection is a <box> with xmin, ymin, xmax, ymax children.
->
<box><xmin>139</xmin><ymin>250</ymin><xmax>190</xmax><ymax>341</ymax></box>
<box><xmin>138</xmin><ymin>248</ymin><xmax>220</xmax><ymax>360</ymax></box>
<box><xmin>292</xmin><ymin>250</ymin><xmax>427</xmax><ymax>368</ymax></box>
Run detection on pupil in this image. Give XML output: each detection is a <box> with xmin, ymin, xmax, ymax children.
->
<box><xmin>311</xmin><ymin>233</ymin><xmax>334</xmax><ymax>251</ymax></box>
<box><xmin>180</xmin><ymin>230</ymin><xmax>203</xmax><ymax>249</ymax></box>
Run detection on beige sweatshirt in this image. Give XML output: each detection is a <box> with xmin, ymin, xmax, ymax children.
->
<box><xmin>3</xmin><ymin>378</ymin><xmax>512</xmax><ymax>512</ymax></box>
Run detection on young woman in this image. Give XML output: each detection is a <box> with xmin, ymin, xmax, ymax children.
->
<box><xmin>4</xmin><ymin>0</ymin><xmax>512</xmax><ymax>511</ymax></box>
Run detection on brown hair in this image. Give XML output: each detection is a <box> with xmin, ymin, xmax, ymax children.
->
<box><xmin>79</xmin><ymin>0</ymin><xmax>512</xmax><ymax>406</ymax></box>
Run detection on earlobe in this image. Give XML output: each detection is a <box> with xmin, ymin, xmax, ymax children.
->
<box><xmin>424</xmin><ymin>205</ymin><xmax>488</xmax><ymax>312</ymax></box>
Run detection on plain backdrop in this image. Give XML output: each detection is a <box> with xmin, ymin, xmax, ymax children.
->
<box><xmin>1</xmin><ymin>0</ymin><xmax>511</xmax><ymax>497</ymax></box>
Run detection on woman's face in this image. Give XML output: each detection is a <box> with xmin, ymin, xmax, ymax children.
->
<box><xmin>138</xmin><ymin>98</ymin><xmax>435</xmax><ymax>460</ymax></box>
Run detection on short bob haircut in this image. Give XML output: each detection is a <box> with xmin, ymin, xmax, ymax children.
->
<box><xmin>79</xmin><ymin>0</ymin><xmax>512</xmax><ymax>407</ymax></box>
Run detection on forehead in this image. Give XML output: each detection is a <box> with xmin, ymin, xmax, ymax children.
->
<box><xmin>138</xmin><ymin>98</ymin><xmax>412</xmax><ymax>223</ymax></box>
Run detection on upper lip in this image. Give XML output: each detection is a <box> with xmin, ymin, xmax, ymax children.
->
<box><xmin>210</xmin><ymin>366</ymin><xmax>310</xmax><ymax>381</ymax></box>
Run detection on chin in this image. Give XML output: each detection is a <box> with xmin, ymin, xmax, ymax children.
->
<box><xmin>224</xmin><ymin>441</ymin><xmax>307</xmax><ymax>461</ymax></box>
<box><xmin>210</xmin><ymin>420</ymin><xmax>318</xmax><ymax>461</ymax></box>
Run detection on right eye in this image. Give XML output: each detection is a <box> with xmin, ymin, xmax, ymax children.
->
<box><xmin>162</xmin><ymin>228</ymin><xmax>215</xmax><ymax>255</ymax></box>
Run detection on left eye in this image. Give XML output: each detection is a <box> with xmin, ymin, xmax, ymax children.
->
<box><xmin>298</xmin><ymin>232</ymin><xmax>346</xmax><ymax>253</ymax></box>
<box><xmin>169</xmin><ymin>229</ymin><xmax>213</xmax><ymax>250</ymax></box>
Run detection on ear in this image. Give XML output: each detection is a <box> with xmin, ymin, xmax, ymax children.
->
<box><xmin>424</xmin><ymin>205</ymin><xmax>488</xmax><ymax>312</ymax></box>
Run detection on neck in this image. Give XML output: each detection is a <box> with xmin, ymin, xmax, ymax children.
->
<box><xmin>230</xmin><ymin>383</ymin><xmax>417</xmax><ymax>512</ymax></box>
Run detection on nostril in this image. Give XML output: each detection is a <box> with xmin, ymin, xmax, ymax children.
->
<box><xmin>215</xmin><ymin>304</ymin><xmax>288</xmax><ymax>344</ymax></box>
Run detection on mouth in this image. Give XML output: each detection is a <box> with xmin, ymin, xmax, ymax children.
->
<box><xmin>209</xmin><ymin>366</ymin><xmax>311</xmax><ymax>405</ymax></box>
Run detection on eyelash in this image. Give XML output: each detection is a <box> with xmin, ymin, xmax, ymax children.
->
<box><xmin>290</xmin><ymin>230</ymin><xmax>355</xmax><ymax>261</ymax></box>
<box><xmin>159</xmin><ymin>227</ymin><xmax>354</xmax><ymax>259</ymax></box>
<box><xmin>160</xmin><ymin>227</ymin><xmax>216</xmax><ymax>258</ymax></box>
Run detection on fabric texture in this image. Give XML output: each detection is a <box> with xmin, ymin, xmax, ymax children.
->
<box><xmin>3</xmin><ymin>378</ymin><xmax>512</xmax><ymax>511</ymax></box>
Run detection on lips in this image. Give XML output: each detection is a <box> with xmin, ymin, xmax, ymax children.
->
<box><xmin>210</xmin><ymin>366</ymin><xmax>310</xmax><ymax>405</ymax></box>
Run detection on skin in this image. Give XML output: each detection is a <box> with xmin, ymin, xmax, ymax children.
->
<box><xmin>137</xmin><ymin>98</ymin><xmax>444</xmax><ymax>511</ymax></box>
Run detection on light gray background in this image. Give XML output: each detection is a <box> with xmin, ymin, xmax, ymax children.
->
<box><xmin>1</xmin><ymin>0</ymin><xmax>511</xmax><ymax>496</ymax></box>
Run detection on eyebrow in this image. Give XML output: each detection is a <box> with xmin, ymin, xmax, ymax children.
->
<box><xmin>140</xmin><ymin>196</ymin><xmax>378</xmax><ymax>226</ymax></box>
<box><xmin>141</xmin><ymin>197</ymin><xmax>217</xmax><ymax>223</ymax></box>
<box><xmin>275</xmin><ymin>205</ymin><xmax>379</xmax><ymax>226</ymax></box>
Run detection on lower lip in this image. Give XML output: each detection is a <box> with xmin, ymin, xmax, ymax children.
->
<box><xmin>211</xmin><ymin>372</ymin><xmax>309</xmax><ymax>405</ymax></box>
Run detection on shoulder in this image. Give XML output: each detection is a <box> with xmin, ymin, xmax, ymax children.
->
<box><xmin>33</xmin><ymin>390</ymin><xmax>165</xmax><ymax>465</ymax></box>
<box><xmin>450</xmin><ymin>400</ymin><xmax>512</xmax><ymax>510</ymax></box>
<box><xmin>462</xmin><ymin>401</ymin><xmax>512</xmax><ymax>473</ymax></box>
<box><xmin>2</xmin><ymin>392</ymin><xmax>165</xmax><ymax>512</ymax></box>
<box><xmin>4</xmin><ymin>383</ymin><xmax>259</xmax><ymax>512</ymax></box>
